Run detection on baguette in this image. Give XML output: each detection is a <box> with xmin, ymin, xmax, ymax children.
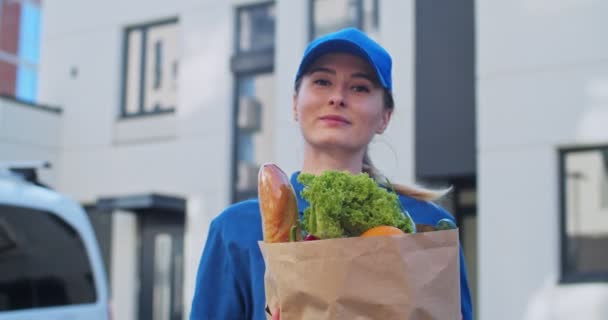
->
<box><xmin>258</xmin><ymin>163</ymin><xmax>301</xmax><ymax>243</ymax></box>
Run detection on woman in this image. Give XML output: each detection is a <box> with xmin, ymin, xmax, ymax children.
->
<box><xmin>190</xmin><ymin>28</ymin><xmax>473</xmax><ymax>320</ymax></box>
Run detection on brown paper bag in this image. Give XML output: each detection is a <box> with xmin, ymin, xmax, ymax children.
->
<box><xmin>258</xmin><ymin>229</ymin><xmax>461</xmax><ymax>320</ymax></box>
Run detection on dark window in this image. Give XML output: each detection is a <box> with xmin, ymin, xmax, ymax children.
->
<box><xmin>231</xmin><ymin>2</ymin><xmax>275</xmax><ymax>203</ymax></box>
<box><xmin>121</xmin><ymin>18</ymin><xmax>178</xmax><ymax>118</ymax></box>
<box><xmin>233</xmin><ymin>73</ymin><xmax>275</xmax><ymax>202</ymax></box>
<box><xmin>236</xmin><ymin>2</ymin><xmax>275</xmax><ymax>54</ymax></box>
<box><xmin>0</xmin><ymin>205</ymin><xmax>97</xmax><ymax>311</ymax></box>
<box><xmin>560</xmin><ymin>146</ymin><xmax>608</xmax><ymax>283</ymax></box>
<box><xmin>309</xmin><ymin>0</ymin><xmax>378</xmax><ymax>39</ymax></box>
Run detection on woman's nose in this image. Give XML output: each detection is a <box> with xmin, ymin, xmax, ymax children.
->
<box><xmin>328</xmin><ymin>89</ymin><xmax>346</xmax><ymax>107</ymax></box>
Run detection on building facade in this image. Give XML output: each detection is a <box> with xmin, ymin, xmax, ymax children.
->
<box><xmin>1</xmin><ymin>0</ymin><xmax>607</xmax><ymax>319</ymax></box>
<box><xmin>476</xmin><ymin>1</ymin><xmax>608</xmax><ymax>319</ymax></box>
<box><xmin>34</xmin><ymin>1</ymin><xmax>425</xmax><ymax>319</ymax></box>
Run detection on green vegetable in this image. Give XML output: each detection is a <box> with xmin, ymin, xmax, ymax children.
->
<box><xmin>289</xmin><ymin>225</ymin><xmax>299</xmax><ymax>242</ymax></box>
<box><xmin>298</xmin><ymin>171</ymin><xmax>415</xmax><ymax>239</ymax></box>
<box><xmin>435</xmin><ymin>219</ymin><xmax>457</xmax><ymax>231</ymax></box>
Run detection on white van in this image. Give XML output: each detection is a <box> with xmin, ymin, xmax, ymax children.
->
<box><xmin>0</xmin><ymin>164</ymin><xmax>110</xmax><ymax>320</ymax></box>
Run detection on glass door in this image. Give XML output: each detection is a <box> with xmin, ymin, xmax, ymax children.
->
<box><xmin>138</xmin><ymin>214</ymin><xmax>183</xmax><ymax>320</ymax></box>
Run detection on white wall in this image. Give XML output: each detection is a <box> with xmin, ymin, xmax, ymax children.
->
<box><xmin>375</xmin><ymin>0</ymin><xmax>416</xmax><ymax>184</ymax></box>
<box><xmin>0</xmin><ymin>98</ymin><xmax>61</xmax><ymax>185</ymax></box>
<box><xmin>477</xmin><ymin>1</ymin><xmax>608</xmax><ymax>319</ymax></box>
<box><xmin>110</xmin><ymin>211</ymin><xmax>139</xmax><ymax>320</ymax></box>
<box><xmin>274</xmin><ymin>0</ymin><xmax>309</xmax><ymax>174</ymax></box>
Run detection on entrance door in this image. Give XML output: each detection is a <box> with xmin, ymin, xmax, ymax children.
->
<box><xmin>138</xmin><ymin>213</ymin><xmax>184</xmax><ymax>320</ymax></box>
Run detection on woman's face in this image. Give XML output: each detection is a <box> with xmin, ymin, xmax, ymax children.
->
<box><xmin>294</xmin><ymin>53</ymin><xmax>392</xmax><ymax>154</ymax></box>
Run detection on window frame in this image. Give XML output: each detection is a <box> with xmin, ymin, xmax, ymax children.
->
<box><xmin>231</xmin><ymin>70</ymin><xmax>273</xmax><ymax>203</ymax></box>
<box><xmin>0</xmin><ymin>0</ymin><xmax>42</xmax><ymax>103</ymax></box>
<box><xmin>308</xmin><ymin>0</ymin><xmax>379</xmax><ymax>40</ymax></box>
<box><xmin>119</xmin><ymin>17</ymin><xmax>179</xmax><ymax>119</ymax></box>
<box><xmin>559</xmin><ymin>144</ymin><xmax>608</xmax><ymax>284</ymax></box>
<box><xmin>230</xmin><ymin>2</ymin><xmax>275</xmax><ymax>203</ymax></box>
<box><xmin>233</xmin><ymin>1</ymin><xmax>275</xmax><ymax>55</ymax></box>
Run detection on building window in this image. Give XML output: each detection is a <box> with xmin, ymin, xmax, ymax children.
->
<box><xmin>560</xmin><ymin>145</ymin><xmax>608</xmax><ymax>283</ymax></box>
<box><xmin>236</xmin><ymin>2</ymin><xmax>275</xmax><ymax>54</ymax></box>
<box><xmin>309</xmin><ymin>0</ymin><xmax>378</xmax><ymax>39</ymax></box>
<box><xmin>121</xmin><ymin>18</ymin><xmax>178</xmax><ymax>118</ymax></box>
<box><xmin>0</xmin><ymin>0</ymin><xmax>42</xmax><ymax>103</ymax></box>
<box><xmin>231</xmin><ymin>2</ymin><xmax>275</xmax><ymax>203</ymax></box>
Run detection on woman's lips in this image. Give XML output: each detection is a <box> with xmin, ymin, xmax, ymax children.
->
<box><xmin>319</xmin><ymin>115</ymin><xmax>351</xmax><ymax>126</ymax></box>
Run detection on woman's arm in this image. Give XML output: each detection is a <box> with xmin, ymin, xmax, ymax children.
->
<box><xmin>459</xmin><ymin>245</ymin><xmax>474</xmax><ymax>320</ymax></box>
<box><xmin>190</xmin><ymin>219</ymin><xmax>245</xmax><ymax>319</ymax></box>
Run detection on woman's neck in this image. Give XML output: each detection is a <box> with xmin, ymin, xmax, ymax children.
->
<box><xmin>301</xmin><ymin>145</ymin><xmax>365</xmax><ymax>175</ymax></box>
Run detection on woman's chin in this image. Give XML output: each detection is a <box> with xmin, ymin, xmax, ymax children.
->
<box><xmin>308</xmin><ymin>138</ymin><xmax>363</xmax><ymax>153</ymax></box>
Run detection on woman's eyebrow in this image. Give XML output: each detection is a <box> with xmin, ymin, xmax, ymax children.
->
<box><xmin>308</xmin><ymin>67</ymin><xmax>376</xmax><ymax>84</ymax></box>
<box><xmin>351</xmin><ymin>72</ymin><xmax>376</xmax><ymax>83</ymax></box>
<box><xmin>309</xmin><ymin>67</ymin><xmax>335</xmax><ymax>75</ymax></box>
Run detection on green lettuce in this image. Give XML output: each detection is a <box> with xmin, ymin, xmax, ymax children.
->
<box><xmin>298</xmin><ymin>171</ymin><xmax>415</xmax><ymax>239</ymax></box>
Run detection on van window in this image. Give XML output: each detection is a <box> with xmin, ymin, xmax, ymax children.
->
<box><xmin>0</xmin><ymin>204</ymin><xmax>97</xmax><ymax>311</ymax></box>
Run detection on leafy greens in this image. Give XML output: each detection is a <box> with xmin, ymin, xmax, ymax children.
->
<box><xmin>298</xmin><ymin>171</ymin><xmax>415</xmax><ymax>239</ymax></box>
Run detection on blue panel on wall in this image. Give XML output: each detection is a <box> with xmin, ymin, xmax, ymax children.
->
<box><xmin>16</xmin><ymin>2</ymin><xmax>41</xmax><ymax>102</ymax></box>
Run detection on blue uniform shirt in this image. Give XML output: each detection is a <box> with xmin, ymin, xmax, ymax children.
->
<box><xmin>190</xmin><ymin>172</ymin><xmax>473</xmax><ymax>320</ymax></box>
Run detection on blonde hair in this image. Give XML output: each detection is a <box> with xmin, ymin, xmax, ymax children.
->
<box><xmin>362</xmin><ymin>151</ymin><xmax>451</xmax><ymax>202</ymax></box>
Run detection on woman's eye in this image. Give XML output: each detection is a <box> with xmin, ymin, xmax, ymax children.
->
<box><xmin>313</xmin><ymin>79</ymin><xmax>331</xmax><ymax>86</ymax></box>
<box><xmin>352</xmin><ymin>85</ymin><xmax>370</xmax><ymax>93</ymax></box>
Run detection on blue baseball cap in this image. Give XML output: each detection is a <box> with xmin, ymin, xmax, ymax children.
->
<box><xmin>295</xmin><ymin>28</ymin><xmax>393</xmax><ymax>91</ymax></box>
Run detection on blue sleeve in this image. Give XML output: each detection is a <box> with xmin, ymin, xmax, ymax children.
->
<box><xmin>459</xmin><ymin>245</ymin><xmax>474</xmax><ymax>320</ymax></box>
<box><xmin>190</xmin><ymin>219</ymin><xmax>244</xmax><ymax>320</ymax></box>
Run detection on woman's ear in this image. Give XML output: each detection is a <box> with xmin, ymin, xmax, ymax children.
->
<box><xmin>376</xmin><ymin>109</ymin><xmax>393</xmax><ymax>134</ymax></box>
<box><xmin>293</xmin><ymin>94</ymin><xmax>299</xmax><ymax>122</ymax></box>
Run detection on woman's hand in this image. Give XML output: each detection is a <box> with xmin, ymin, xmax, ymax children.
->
<box><xmin>272</xmin><ymin>308</ymin><xmax>280</xmax><ymax>320</ymax></box>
